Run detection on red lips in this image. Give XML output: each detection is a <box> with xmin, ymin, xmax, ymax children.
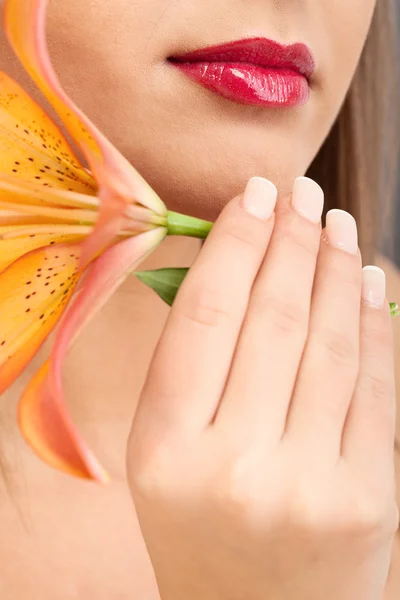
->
<box><xmin>169</xmin><ymin>37</ymin><xmax>315</xmax><ymax>108</ymax></box>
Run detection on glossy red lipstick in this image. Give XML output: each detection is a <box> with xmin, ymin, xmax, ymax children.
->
<box><xmin>169</xmin><ymin>37</ymin><xmax>315</xmax><ymax>108</ymax></box>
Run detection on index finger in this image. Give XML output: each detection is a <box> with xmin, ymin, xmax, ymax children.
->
<box><xmin>135</xmin><ymin>177</ymin><xmax>278</xmax><ymax>435</ymax></box>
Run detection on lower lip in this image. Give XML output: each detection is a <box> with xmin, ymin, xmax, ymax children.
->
<box><xmin>170</xmin><ymin>61</ymin><xmax>310</xmax><ymax>108</ymax></box>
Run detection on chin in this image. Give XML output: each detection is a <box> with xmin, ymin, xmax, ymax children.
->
<box><xmin>125</xmin><ymin>145</ymin><xmax>306</xmax><ymax>222</ymax></box>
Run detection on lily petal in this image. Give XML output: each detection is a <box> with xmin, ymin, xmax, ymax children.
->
<box><xmin>18</xmin><ymin>227</ymin><xmax>167</xmax><ymax>481</ymax></box>
<box><xmin>0</xmin><ymin>242</ymin><xmax>82</xmax><ymax>392</ymax></box>
<box><xmin>18</xmin><ymin>360</ymin><xmax>110</xmax><ymax>483</ymax></box>
<box><xmin>0</xmin><ymin>227</ymin><xmax>85</xmax><ymax>273</ymax></box>
<box><xmin>4</xmin><ymin>0</ymin><xmax>167</xmax><ymax>266</ymax></box>
<box><xmin>0</xmin><ymin>71</ymin><xmax>95</xmax><ymax>193</ymax></box>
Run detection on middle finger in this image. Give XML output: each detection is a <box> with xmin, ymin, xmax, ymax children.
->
<box><xmin>215</xmin><ymin>177</ymin><xmax>324</xmax><ymax>443</ymax></box>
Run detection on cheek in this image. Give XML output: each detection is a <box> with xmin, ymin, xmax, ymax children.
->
<box><xmin>315</xmin><ymin>1</ymin><xmax>376</xmax><ymax>106</ymax></box>
<box><xmin>45</xmin><ymin>0</ymin><xmax>377</xmax><ymax>222</ymax></box>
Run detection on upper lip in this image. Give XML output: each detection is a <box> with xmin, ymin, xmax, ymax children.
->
<box><xmin>169</xmin><ymin>37</ymin><xmax>315</xmax><ymax>81</ymax></box>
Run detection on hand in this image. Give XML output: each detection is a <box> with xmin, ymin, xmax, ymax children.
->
<box><xmin>127</xmin><ymin>176</ymin><xmax>398</xmax><ymax>600</ymax></box>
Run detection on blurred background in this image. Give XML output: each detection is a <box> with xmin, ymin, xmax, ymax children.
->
<box><xmin>381</xmin><ymin>0</ymin><xmax>400</xmax><ymax>264</ymax></box>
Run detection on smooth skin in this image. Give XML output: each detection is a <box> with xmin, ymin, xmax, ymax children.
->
<box><xmin>128</xmin><ymin>177</ymin><xmax>397</xmax><ymax>600</ymax></box>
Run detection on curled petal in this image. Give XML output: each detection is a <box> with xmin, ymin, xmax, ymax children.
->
<box><xmin>18</xmin><ymin>227</ymin><xmax>166</xmax><ymax>481</ymax></box>
<box><xmin>4</xmin><ymin>0</ymin><xmax>167</xmax><ymax>266</ymax></box>
<box><xmin>0</xmin><ymin>242</ymin><xmax>82</xmax><ymax>392</ymax></box>
<box><xmin>19</xmin><ymin>361</ymin><xmax>110</xmax><ymax>483</ymax></box>
<box><xmin>0</xmin><ymin>71</ymin><xmax>95</xmax><ymax>193</ymax></box>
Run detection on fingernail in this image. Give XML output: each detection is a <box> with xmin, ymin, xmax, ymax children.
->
<box><xmin>291</xmin><ymin>177</ymin><xmax>324</xmax><ymax>224</ymax></box>
<box><xmin>241</xmin><ymin>177</ymin><xmax>278</xmax><ymax>221</ymax></box>
<box><xmin>362</xmin><ymin>266</ymin><xmax>386</xmax><ymax>309</ymax></box>
<box><xmin>326</xmin><ymin>209</ymin><xmax>358</xmax><ymax>255</ymax></box>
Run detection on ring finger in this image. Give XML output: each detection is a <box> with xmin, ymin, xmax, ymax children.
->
<box><xmin>284</xmin><ymin>210</ymin><xmax>362</xmax><ymax>460</ymax></box>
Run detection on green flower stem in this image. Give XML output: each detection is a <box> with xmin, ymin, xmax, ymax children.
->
<box><xmin>166</xmin><ymin>210</ymin><xmax>213</xmax><ymax>239</ymax></box>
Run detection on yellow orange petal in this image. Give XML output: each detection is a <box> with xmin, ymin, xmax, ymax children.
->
<box><xmin>18</xmin><ymin>228</ymin><xmax>166</xmax><ymax>482</ymax></box>
<box><xmin>19</xmin><ymin>361</ymin><xmax>109</xmax><ymax>482</ymax></box>
<box><xmin>0</xmin><ymin>242</ymin><xmax>82</xmax><ymax>392</ymax></box>
<box><xmin>0</xmin><ymin>71</ymin><xmax>95</xmax><ymax>193</ymax></box>
<box><xmin>0</xmin><ymin>229</ymin><xmax>85</xmax><ymax>273</ymax></box>
<box><xmin>4</xmin><ymin>0</ymin><xmax>167</xmax><ymax>265</ymax></box>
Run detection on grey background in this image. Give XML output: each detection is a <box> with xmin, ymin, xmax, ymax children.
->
<box><xmin>384</xmin><ymin>4</ymin><xmax>400</xmax><ymax>265</ymax></box>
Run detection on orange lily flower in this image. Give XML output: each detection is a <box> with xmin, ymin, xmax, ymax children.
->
<box><xmin>0</xmin><ymin>0</ymin><xmax>207</xmax><ymax>483</ymax></box>
<box><xmin>3</xmin><ymin>0</ymin><xmax>397</xmax><ymax>486</ymax></box>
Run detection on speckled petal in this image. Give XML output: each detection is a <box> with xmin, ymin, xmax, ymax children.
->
<box><xmin>0</xmin><ymin>242</ymin><xmax>82</xmax><ymax>392</ymax></box>
<box><xmin>0</xmin><ymin>72</ymin><xmax>95</xmax><ymax>194</ymax></box>
<box><xmin>0</xmin><ymin>228</ymin><xmax>85</xmax><ymax>273</ymax></box>
<box><xmin>4</xmin><ymin>0</ymin><xmax>167</xmax><ymax>267</ymax></box>
<box><xmin>19</xmin><ymin>227</ymin><xmax>166</xmax><ymax>481</ymax></box>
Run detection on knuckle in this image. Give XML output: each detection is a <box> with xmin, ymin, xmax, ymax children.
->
<box><xmin>357</xmin><ymin>370</ymin><xmax>394</xmax><ymax>403</ymax></box>
<box><xmin>279</xmin><ymin>211</ymin><xmax>320</xmax><ymax>259</ymax></box>
<box><xmin>224</xmin><ymin>220</ymin><xmax>264</xmax><ymax>254</ymax></box>
<box><xmin>286</xmin><ymin>480</ymin><xmax>328</xmax><ymax>533</ymax></box>
<box><xmin>318</xmin><ymin>327</ymin><xmax>357</xmax><ymax>366</ymax></box>
<box><xmin>180</xmin><ymin>285</ymin><xmax>233</xmax><ymax>328</ymax></box>
<box><xmin>363</xmin><ymin>319</ymin><xmax>393</xmax><ymax>350</ymax></box>
<box><xmin>324</xmin><ymin>253</ymin><xmax>362</xmax><ymax>294</ymax></box>
<box><xmin>350</xmin><ymin>494</ymin><xmax>396</xmax><ymax>536</ymax></box>
<box><xmin>253</xmin><ymin>293</ymin><xmax>308</xmax><ymax>336</ymax></box>
<box><xmin>212</xmin><ymin>458</ymin><xmax>261</xmax><ymax>520</ymax></box>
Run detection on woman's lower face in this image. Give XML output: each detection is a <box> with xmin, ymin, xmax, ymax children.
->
<box><xmin>44</xmin><ymin>0</ymin><xmax>376</xmax><ymax>219</ymax></box>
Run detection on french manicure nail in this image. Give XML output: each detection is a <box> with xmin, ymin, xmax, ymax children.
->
<box><xmin>292</xmin><ymin>177</ymin><xmax>324</xmax><ymax>224</ymax></box>
<box><xmin>241</xmin><ymin>177</ymin><xmax>278</xmax><ymax>221</ymax></box>
<box><xmin>362</xmin><ymin>266</ymin><xmax>386</xmax><ymax>309</ymax></box>
<box><xmin>326</xmin><ymin>209</ymin><xmax>358</xmax><ymax>255</ymax></box>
